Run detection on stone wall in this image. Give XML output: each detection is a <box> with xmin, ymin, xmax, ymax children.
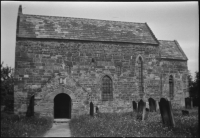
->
<box><xmin>14</xmin><ymin>39</ymin><xmax>188</xmax><ymax>117</ymax></box>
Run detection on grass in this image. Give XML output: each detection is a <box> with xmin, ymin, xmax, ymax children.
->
<box><xmin>69</xmin><ymin>107</ymin><xmax>198</xmax><ymax>137</ymax></box>
<box><xmin>1</xmin><ymin>112</ymin><xmax>53</xmax><ymax>137</ymax></box>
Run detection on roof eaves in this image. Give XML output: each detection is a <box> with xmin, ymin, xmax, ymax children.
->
<box><xmin>160</xmin><ymin>57</ymin><xmax>188</xmax><ymax>61</ymax></box>
<box><xmin>174</xmin><ymin>40</ymin><xmax>188</xmax><ymax>60</ymax></box>
<box><xmin>145</xmin><ymin>22</ymin><xmax>159</xmax><ymax>45</ymax></box>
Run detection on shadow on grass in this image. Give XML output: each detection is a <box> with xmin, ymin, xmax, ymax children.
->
<box><xmin>1</xmin><ymin>112</ymin><xmax>53</xmax><ymax>137</ymax></box>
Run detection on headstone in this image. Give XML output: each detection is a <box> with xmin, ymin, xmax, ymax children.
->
<box><xmin>137</xmin><ymin>99</ymin><xmax>146</xmax><ymax>121</ymax></box>
<box><xmin>26</xmin><ymin>95</ymin><xmax>34</xmax><ymax>117</ymax></box>
<box><xmin>192</xmin><ymin>97</ymin><xmax>198</xmax><ymax>107</ymax></box>
<box><xmin>90</xmin><ymin>102</ymin><xmax>94</xmax><ymax>117</ymax></box>
<box><xmin>96</xmin><ymin>106</ymin><xmax>99</xmax><ymax>113</ymax></box>
<box><xmin>185</xmin><ymin>97</ymin><xmax>192</xmax><ymax>109</ymax></box>
<box><xmin>159</xmin><ymin>98</ymin><xmax>175</xmax><ymax>127</ymax></box>
<box><xmin>182</xmin><ymin>110</ymin><xmax>189</xmax><ymax>116</ymax></box>
<box><xmin>132</xmin><ymin>101</ymin><xmax>137</xmax><ymax>111</ymax></box>
<box><xmin>149</xmin><ymin>98</ymin><xmax>156</xmax><ymax>112</ymax></box>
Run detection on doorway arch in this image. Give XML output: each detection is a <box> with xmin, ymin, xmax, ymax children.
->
<box><xmin>54</xmin><ymin>93</ymin><xmax>71</xmax><ymax>119</ymax></box>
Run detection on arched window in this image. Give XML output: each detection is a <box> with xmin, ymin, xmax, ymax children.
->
<box><xmin>137</xmin><ymin>57</ymin><xmax>144</xmax><ymax>97</ymax></box>
<box><xmin>102</xmin><ymin>75</ymin><xmax>113</xmax><ymax>101</ymax></box>
<box><xmin>169</xmin><ymin>75</ymin><xmax>174</xmax><ymax>99</ymax></box>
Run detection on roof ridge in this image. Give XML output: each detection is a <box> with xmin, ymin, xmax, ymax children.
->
<box><xmin>159</xmin><ymin>40</ymin><xmax>175</xmax><ymax>42</ymax></box>
<box><xmin>22</xmin><ymin>13</ymin><xmax>146</xmax><ymax>25</ymax></box>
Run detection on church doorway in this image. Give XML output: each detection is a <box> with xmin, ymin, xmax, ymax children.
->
<box><xmin>54</xmin><ymin>93</ymin><xmax>71</xmax><ymax>119</ymax></box>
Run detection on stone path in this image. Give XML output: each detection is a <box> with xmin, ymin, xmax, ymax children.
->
<box><xmin>43</xmin><ymin>119</ymin><xmax>71</xmax><ymax>137</ymax></box>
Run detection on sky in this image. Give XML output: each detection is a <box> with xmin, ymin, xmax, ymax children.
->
<box><xmin>1</xmin><ymin>2</ymin><xmax>199</xmax><ymax>79</ymax></box>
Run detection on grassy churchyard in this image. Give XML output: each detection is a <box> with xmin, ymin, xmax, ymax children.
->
<box><xmin>69</xmin><ymin>107</ymin><xmax>198</xmax><ymax>137</ymax></box>
<box><xmin>1</xmin><ymin>107</ymin><xmax>198</xmax><ymax>137</ymax></box>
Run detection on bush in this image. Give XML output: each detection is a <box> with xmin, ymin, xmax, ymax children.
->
<box><xmin>1</xmin><ymin>112</ymin><xmax>53</xmax><ymax>137</ymax></box>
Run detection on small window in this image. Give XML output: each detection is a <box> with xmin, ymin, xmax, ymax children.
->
<box><xmin>91</xmin><ymin>58</ymin><xmax>95</xmax><ymax>63</ymax></box>
<box><xmin>66</xmin><ymin>66</ymin><xmax>71</xmax><ymax>74</ymax></box>
<box><xmin>116</xmin><ymin>66</ymin><xmax>121</xmax><ymax>76</ymax></box>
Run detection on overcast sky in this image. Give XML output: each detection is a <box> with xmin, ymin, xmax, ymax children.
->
<box><xmin>1</xmin><ymin>2</ymin><xmax>199</xmax><ymax>79</ymax></box>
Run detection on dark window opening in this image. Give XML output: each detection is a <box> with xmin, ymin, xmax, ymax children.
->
<box><xmin>92</xmin><ymin>58</ymin><xmax>95</xmax><ymax>63</ymax></box>
<box><xmin>138</xmin><ymin>57</ymin><xmax>144</xmax><ymax>97</ymax></box>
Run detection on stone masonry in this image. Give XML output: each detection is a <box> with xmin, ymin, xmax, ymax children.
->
<box><xmin>14</xmin><ymin>5</ymin><xmax>189</xmax><ymax>118</ymax></box>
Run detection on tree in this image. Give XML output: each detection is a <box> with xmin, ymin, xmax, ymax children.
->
<box><xmin>188</xmin><ymin>71</ymin><xmax>199</xmax><ymax>107</ymax></box>
<box><xmin>191</xmin><ymin>72</ymin><xmax>199</xmax><ymax>98</ymax></box>
<box><xmin>1</xmin><ymin>62</ymin><xmax>14</xmax><ymax>112</ymax></box>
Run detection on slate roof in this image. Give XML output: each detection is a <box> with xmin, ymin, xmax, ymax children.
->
<box><xmin>17</xmin><ymin>14</ymin><xmax>159</xmax><ymax>45</ymax></box>
<box><xmin>159</xmin><ymin>40</ymin><xmax>188</xmax><ymax>60</ymax></box>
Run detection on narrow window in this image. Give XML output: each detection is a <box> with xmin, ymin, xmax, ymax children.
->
<box><xmin>66</xmin><ymin>66</ymin><xmax>71</xmax><ymax>74</ymax></box>
<box><xmin>169</xmin><ymin>75</ymin><xmax>174</xmax><ymax>99</ymax></box>
<box><xmin>138</xmin><ymin>57</ymin><xmax>144</xmax><ymax>97</ymax></box>
<box><xmin>102</xmin><ymin>75</ymin><xmax>113</xmax><ymax>101</ymax></box>
<box><xmin>116</xmin><ymin>66</ymin><xmax>121</xmax><ymax>76</ymax></box>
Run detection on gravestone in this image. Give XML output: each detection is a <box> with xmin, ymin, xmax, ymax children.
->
<box><xmin>159</xmin><ymin>98</ymin><xmax>175</xmax><ymax>127</ymax></box>
<box><xmin>132</xmin><ymin>101</ymin><xmax>137</xmax><ymax>111</ymax></box>
<box><xmin>185</xmin><ymin>97</ymin><xmax>192</xmax><ymax>109</ymax></box>
<box><xmin>26</xmin><ymin>95</ymin><xmax>34</xmax><ymax>117</ymax></box>
<box><xmin>192</xmin><ymin>97</ymin><xmax>198</xmax><ymax>107</ymax></box>
<box><xmin>149</xmin><ymin>98</ymin><xmax>156</xmax><ymax>112</ymax></box>
<box><xmin>137</xmin><ymin>99</ymin><xmax>146</xmax><ymax>121</ymax></box>
<box><xmin>96</xmin><ymin>106</ymin><xmax>99</xmax><ymax>113</ymax></box>
<box><xmin>90</xmin><ymin>102</ymin><xmax>94</xmax><ymax>116</ymax></box>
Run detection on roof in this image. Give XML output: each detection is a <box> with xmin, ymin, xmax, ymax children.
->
<box><xmin>17</xmin><ymin>13</ymin><xmax>159</xmax><ymax>45</ymax></box>
<box><xmin>159</xmin><ymin>40</ymin><xmax>188</xmax><ymax>60</ymax></box>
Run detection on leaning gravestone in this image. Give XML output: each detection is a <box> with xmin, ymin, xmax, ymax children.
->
<box><xmin>96</xmin><ymin>106</ymin><xmax>99</xmax><ymax>113</ymax></box>
<box><xmin>132</xmin><ymin>101</ymin><xmax>137</xmax><ymax>111</ymax></box>
<box><xmin>137</xmin><ymin>99</ymin><xmax>146</xmax><ymax>121</ymax></box>
<box><xmin>159</xmin><ymin>98</ymin><xmax>175</xmax><ymax>127</ymax></box>
<box><xmin>90</xmin><ymin>102</ymin><xmax>94</xmax><ymax>117</ymax></box>
<box><xmin>185</xmin><ymin>97</ymin><xmax>192</xmax><ymax>109</ymax></box>
<box><xmin>149</xmin><ymin>98</ymin><xmax>156</xmax><ymax>112</ymax></box>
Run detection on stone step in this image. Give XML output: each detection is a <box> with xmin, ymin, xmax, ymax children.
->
<box><xmin>54</xmin><ymin>119</ymin><xmax>71</xmax><ymax>123</ymax></box>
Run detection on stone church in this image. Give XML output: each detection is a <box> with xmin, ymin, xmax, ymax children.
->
<box><xmin>14</xmin><ymin>5</ymin><xmax>189</xmax><ymax>118</ymax></box>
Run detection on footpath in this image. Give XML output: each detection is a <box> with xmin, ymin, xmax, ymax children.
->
<box><xmin>43</xmin><ymin>119</ymin><xmax>71</xmax><ymax>137</ymax></box>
